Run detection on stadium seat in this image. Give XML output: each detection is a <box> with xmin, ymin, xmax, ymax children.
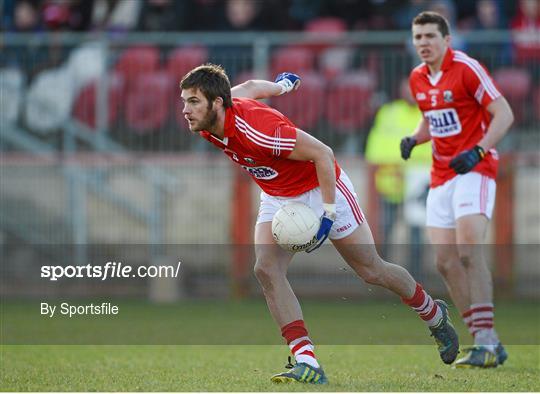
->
<box><xmin>232</xmin><ymin>70</ymin><xmax>254</xmax><ymax>87</ymax></box>
<box><xmin>67</xmin><ymin>42</ymin><xmax>106</xmax><ymax>92</ymax></box>
<box><xmin>25</xmin><ymin>67</ymin><xmax>75</xmax><ymax>134</ymax></box>
<box><xmin>114</xmin><ymin>45</ymin><xmax>160</xmax><ymax>89</ymax></box>
<box><xmin>72</xmin><ymin>74</ymin><xmax>125</xmax><ymax>129</ymax></box>
<box><xmin>305</xmin><ymin>17</ymin><xmax>347</xmax><ymax>35</ymax></box>
<box><xmin>0</xmin><ymin>68</ymin><xmax>25</xmax><ymax>125</ymax></box>
<box><xmin>270</xmin><ymin>72</ymin><xmax>326</xmax><ymax>131</ymax></box>
<box><xmin>166</xmin><ymin>45</ymin><xmax>209</xmax><ymax>82</ymax></box>
<box><xmin>326</xmin><ymin>70</ymin><xmax>376</xmax><ymax>133</ymax></box>
<box><xmin>304</xmin><ymin>17</ymin><xmax>347</xmax><ymax>55</ymax></box>
<box><xmin>270</xmin><ymin>46</ymin><xmax>316</xmax><ymax>76</ymax></box>
<box><xmin>493</xmin><ymin>67</ymin><xmax>531</xmax><ymax>125</ymax></box>
<box><xmin>319</xmin><ymin>46</ymin><xmax>353</xmax><ymax>81</ymax></box>
<box><xmin>125</xmin><ymin>72</ymin><xmax>174</xmax><ymax>134</ymax></box>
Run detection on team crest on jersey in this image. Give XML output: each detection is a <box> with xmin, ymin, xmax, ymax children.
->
<box><xmin>416</xmin><ymin>92</ymin><xmax>427</xmax><ymax>101</ymax></box>
<box><xmin>443</xmin><ymin>90</ymin><xmax>453</xmax><ymax>103</ymax></box>
<box><xmin>244</xmin><ymin>157</ymin><xmax>256</xmax><ymax>165</ymax></box>
<box><xmin>424</xmin><ymin>108</ymin><xmax>462</xmax><ymax>137</ymax></box>
<box><xmin>241</xmin><ymin>165</ymin><xmax>278</xmax><ymax>180</ymax></box>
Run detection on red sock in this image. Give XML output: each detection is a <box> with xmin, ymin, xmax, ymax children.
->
<box><xmin>402</xmin><ymin>283</ymin><xmax>444</xmax><ymax>327</ymax></box>
<box><xmin>463</xmin><ymin>303</ymin><xmax>498</xmax><ymax>346</ymax></box>
<box><xmin>462</xmin><ymin>308</ymin><xmax>476</xmax><ymax>337</ymax></box>
<box><xmin>281</xmin><ymin>320</ymin><xmax>319</xmax><ymax>368</ymax></box>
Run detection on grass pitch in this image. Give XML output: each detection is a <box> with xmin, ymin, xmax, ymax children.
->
<box><xmin>1</xmin><ymin>300</ymin><xmax>539</xmax><ymax>391</ymax></box>
<box><xmin>2</xmin><ymin>345</ymin><xmax>539</xmax><ymax>391</ymax></box>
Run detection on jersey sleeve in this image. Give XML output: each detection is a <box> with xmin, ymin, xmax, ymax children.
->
<box><xmin>409</xmin><ymin>73</ymin><xmax>417</xmax><ymax>100</ymax></box>
<box><xmin>239</xmin><ymin>108</ymin><xmax>297</xmax><ymax>158</ymax></box>
<box><xmin>462</xmin><ymin>60</ymin><xmax>501</xmax><ymax>108</ymax></box>
<box><xmin>271</xmin><ymin>124</ymin><xmax>297</xmax><ymax>158</ymax></box>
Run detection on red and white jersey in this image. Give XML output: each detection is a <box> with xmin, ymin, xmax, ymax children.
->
<box><xmin>409</xmin><ymin>48</ymin><xmax>502</xmax><ymax>188</ymax></box>
<box><xmin>201</xmin><ymin>97</ymin><xmax>341</xmax><ymax>197</ymax></box>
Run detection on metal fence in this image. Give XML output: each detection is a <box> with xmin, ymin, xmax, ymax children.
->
<box><xmin>1</xmin><ymin>31</ymin><xmax>538</xmax><ymax>299</ymax></box>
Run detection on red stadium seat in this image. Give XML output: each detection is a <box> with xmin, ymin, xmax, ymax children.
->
<box><xmin>125</xmin><ymin>72</ymin><xmax>174</xmax><ymax>134</ymax></box>
<box><xmin>72</xmin><ymin>74</ymin><xmax>124</xmax><ymax>129</ymax></box>
<box><xmin>270</xmin><ymin>46</ymin><xmax>316</xmax><ymax>76</ymax></box>
<box><xmin>319</xmin><ymin>46</ymin><xmax>353</xmax><ymax>81</ymax></box>
<box><xmin>493</xmin><ymin>67</ymin><xmax>531</xmax><ymax>125</ymax></box>
<box><xmin>326</xmin><ymin>71</ymin><xmax>376</xmax><ymax>133</ymax></box>
<box><xmin>114</xmin><ymin>45</ymin><xmax>160</xmax><ymax>89</ymax></box>
<box><xmin>270</xmin><ymin>72</ymin><xmax>326</xmax><ymax>131</ymax></box>
<box><xmin>166</xmin><ymin>45</ymin><xmax>209</xmax><ymax>82</ymax></box>
<box><xmin>232</xmin><ymin>70</ymin><xmax>254</xmax><ymax>87</ymax></box>
<box><xmin>304</xmin><ymin>17</ymin><xmax>347</xmax><ymax>55</ymax></box>
<box><xmin>168</xmin><ymin>47</ymin><xmax>209</xmax><ymax>131</ymax></box>
<box><xmin>305</xmin><ymin>17</ymin><xmax>347</xmax><ymax>35</ymax></box>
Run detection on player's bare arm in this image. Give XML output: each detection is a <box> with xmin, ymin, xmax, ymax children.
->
<box><xmin>231</xmin><ymin>72</ymin><xmax>301</xmax><ymax>100</ymax></box>
<box><xmin>231</xmin><ymin>80</ymin><xmax>282</xmax><ymax>99</ymax></box>
<box><xmin>401</xmin><ymin>117</ymin><xmax>430</xmax><ymax>160</ymax></box>
<box><xmin>412</xmin><ymin>117</ymin><xmax>432</xmax><ymax>144</ymax></box>
<box><xmin>287</xmin><ymin>130</ymin><xmax>336</xmax><ymax>206</ymax></box>
<box><xmin>477</xmin><ymin>96</ymin><xmax>514</xmax><ymax>151</ymax></box>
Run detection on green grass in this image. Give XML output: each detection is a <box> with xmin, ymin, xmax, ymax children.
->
<box><xmin>2</xmin><ymin>345</ymin><xmax>539</xmax><ymax>391</ymax></box>
<box><xmin>1</xmin><ymin>300</ymin><xmax>539</xmax><ymax>391</ymax></box>
<box><xmin>3</xmin><ymin>300</ymin><xmax>538</xmax><ymax>345</ymax></box>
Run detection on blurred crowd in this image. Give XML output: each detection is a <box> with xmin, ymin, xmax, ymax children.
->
<box><xmin>1</xmin><ymin>0</ymin><xmax>537</xmax><ymax>34</ymax></box>
<box><xmin>1</xmin><ymin>0</ymin><xmax>538</xmax><ymax>152</ymax></box>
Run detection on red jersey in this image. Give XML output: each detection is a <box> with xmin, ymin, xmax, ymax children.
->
<box><xmin>409</xmin><ymin>48</ymin><xmax>502</xmax><ymax>188</ymax></box>
<box><xmin>201</xmin><ymin>97</ymin><xmax>341</xmax><ymax>197</ymax></box>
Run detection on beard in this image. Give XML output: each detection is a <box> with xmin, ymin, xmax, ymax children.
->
<box><xmin>191</xmin><ymin>107</ymin><xmax>218</xmax><ymax>133</ymax></box>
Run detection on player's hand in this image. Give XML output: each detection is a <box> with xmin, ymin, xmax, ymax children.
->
<box><xmin>449</xmin><ymin>145</ymin><xmax>486</xmax><ymax>174</ymax></box>
<box><xmin>400</xmin><ymin>136</ymin><xmax>417</xmax><ymax>160</ymax></box>
<box><xmin>306</xmin><ymin>204</ymin><xmax>336</xmax><ymax>253</ymax></box>
<box><xmin>274</xmin><ymin>72</ymin><xmax>301</xmax><ymax>95</ymax></box>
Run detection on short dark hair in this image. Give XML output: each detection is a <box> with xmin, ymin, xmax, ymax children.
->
<box><xmin>180</xmin><ymin>63</ymin><xmax>233</xmax><ymax>108</ymax></box>
<box><xmin>412</xmin><ymin>11</ymin><xmax>450</xmax><ymax>37</ymax></box>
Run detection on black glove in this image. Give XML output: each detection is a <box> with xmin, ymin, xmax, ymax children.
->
<box><xmin>449</xmin><ymin>145</ymin><xmax>486</xmax><ymax>174</ymax></box>
<box><xmin>400</xmin><ymin>137</ymin><xmax>417</xmax><ymax>160</ymax></box>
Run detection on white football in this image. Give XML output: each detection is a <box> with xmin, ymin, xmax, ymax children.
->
<box><xmin>272</xmin><ymin>202</ymin><xmax>320</xmax><ymax>252</ymax></box>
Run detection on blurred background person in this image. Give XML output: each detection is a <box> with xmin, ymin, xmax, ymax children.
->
<box><xmin>429</xmin><ymin>0</ymin><xmax>467</xmax><ymax>50</ymax></box>
<box><xmin>467</xmin><ymin>0</ymin><xmax>512</xmax><ymax>66</ymax></box>
<box><xmin>394</xmin><ymin>0</ymin><xmax>431</xmax><ymax>30</ymax></box>
<box><xmin>365</xmin><ymin>76</ymin><xmax>431</xmax><ymax>278</ymax></box>
<box><xmin>511</xmin><ymin>0</ymin><xmax>540</xmax><ymax>82</ymax></box>
<box><xmin>137</xmin><ymin>0</ymin><xmax>189</xmax><ymax>32</ymax></box>
<box><xmin>90</xmin><ymin>0</ymin><xmax>142</xmax><ymax>32</ymax></box>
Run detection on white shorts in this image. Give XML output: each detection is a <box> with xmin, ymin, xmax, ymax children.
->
<box><xmin>257</xmin><ymin>170</ymin><xmax>365</xmax><ymax>240</ymax></box>
<box><xmin>426</xmin><ymin>172</ymin><xmax>496</xmax><ymax>228</ymax></box>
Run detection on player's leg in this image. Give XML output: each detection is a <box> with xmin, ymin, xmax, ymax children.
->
<box><xmin>331</xmin><ymin>223</ymin><xmax>458</xmax><ymax>364</ymax></box>
<box><xmin>453</xmin><ymin>214</ymin><xmax>499</xmax><ymax>367</ymax></box>
<box><xmin>427</xmin><ymin>227</ymin><xmax>471</xmax><ymax>315</ymax></box>
<box><xmin>331</xmin><ymin>223</ymin><xmax>416</xmax><ymax>297</ymax></box>
<box><xmin>254</xmin><ymin>224</ymin><xmax>327</xmax><ymax>384</ymax></box>
<box><xmin>425</xmin><ymin>177</ymin><xmax>481</xmax><ymax>343</ymax></box>
<box><xmin>452</xmin><ymin>173</ymin><xmax>504</xmax><ymax>367</ymax></box>
<box><xmin>456</xmin><ymin>214</ymin><xmax>492</xmax><ymax>312</ymax></box>
<box><xmin>329</xmin><ymin>172</ymin><xmax>458</xmax><ymax>364</ymax></box>
<box><xmin>253</xmin><ymin>222</ymin><xmax>299</xmax><ymax>327</ymax></box>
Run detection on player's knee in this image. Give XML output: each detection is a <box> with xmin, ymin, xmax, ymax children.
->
<box><xmin>435</xmin><ymin>257</ymin><xmax>453</xmax><ymax>277</ymax></box>
<box><xmin>253</xmin><ymin>259</ymin><xmax>279</xmax><ymax>290</ymax></box>
<box><xmin>355</xmin><ymin>263</ymin><xmax>384</xmax><ymax>286</ymax></box>
<box><xmin>459</xmin><ymin>253</ymin><xmax>472</xmax><ymax>269</ymax></box>
<box><xmin>361</xmin><ymin>269</ymin><xmax>383</xmax><ymax>286</ymax></box>
<box><xmin>349</xmin><ymin>255</ymin><xmax>385</xmax><ymax>285</ymax></box>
